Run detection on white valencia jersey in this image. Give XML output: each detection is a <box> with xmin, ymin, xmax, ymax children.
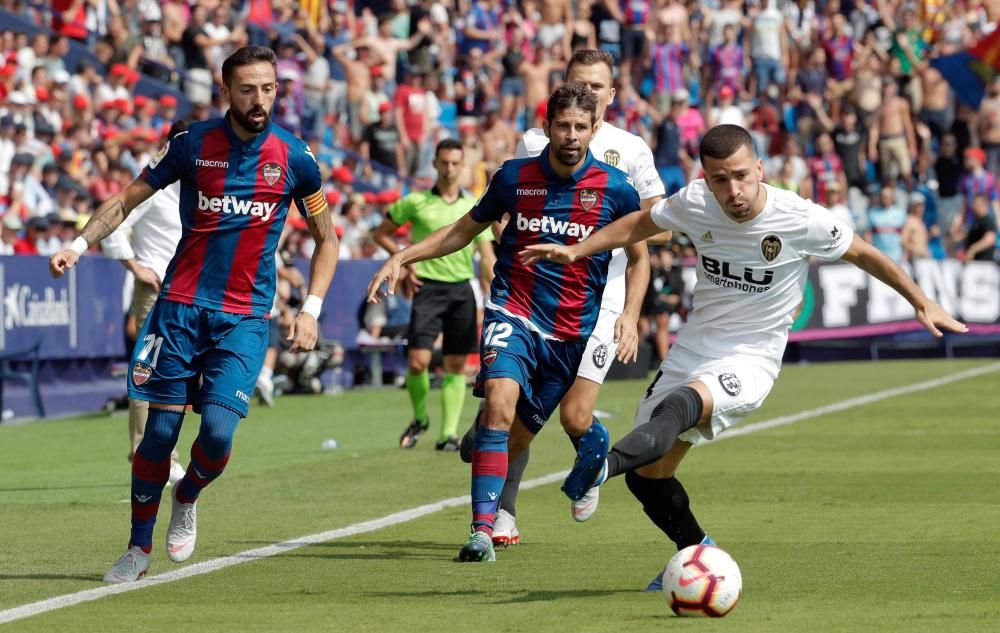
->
<box><xmin>650</xmin><ymin>181</ymin><xmax>854</xmax><ymax>371</ymax></box>
<box><xmin>101</xmin><ymin>182</ymin><xmax>182</xmax><ymax>280</ymax></box>
<box><xmin>515</xmin><ymin>121</ymin><xmax>664</xmax><ymax>313</ymax></box>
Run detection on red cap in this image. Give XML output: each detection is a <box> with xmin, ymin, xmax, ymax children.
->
<box><xmin>110</xmin><ymin>63</ymin><xmax>129</xmax><ymax>78</ymax></box>
<box><xmin>161</xmin><ymin>122</ymin><xmax>172</xmax><ymax>138</ymax></box>
<box><xmin>332</xmin><ymin>166</ymin><xmax>354</xmax><ymax>183</ymax></box>
<box><xmin>72</xmin><ymin>93</ymin><xmax>89</xmax><ymax>109</ymax></box>
<box><xmin>127</xmin><ymin>69</ymin><xmax>141</xmax><ymax>84</ymax></box>
<box><xmin>101</xmin><ymin>126</ymin><xmax>120</xmax><ymax>140</ymax></box>
<box><xmin>159</xmin><ymin>94</ymin><xmax>177</xmax><ymax>108</ymax></box>
<box><xmin>116</xmin><ymin>98</ymin><xmax>133</xmax><ymax>115</ymax></box>
<box><xmin>719</xmin><ymin>85</ymin><xmax>735</xmax><ymax>99</ymax></box>
<box><xmin>134</xmin><ymin>95</ymin><xmax>148</xmax><ymax>109</ymax></box>
<box><xmin>964</xmin><ymin>147</ymin><xmax>987</xmax><ymax>165</ymax></box>
<box><xmin>0</xmin><ymin>64</ymin><xmax>14</xmax><ymax>77</ymax></box>
<box><xmin>370</xmin><ymin>65</ymin><xmax>383</xmax><ymax>78</ymax></box>
<box><xmin>325</xmin><ymin>189</ymin><xmax>341</xmax><ymax>205</ymax></box>
<box><xmin>362</xmin><ymin>191</ymin><xmax>377</xmax><ymax>204</ymax></box>
<box><xmin>534</xmin><ymin>100</ymin><xmax>547</xmax><ymax>121</ymax></box>
<box><xmin>377</xmin><ymin>190</ymin><xmax>400</xmax><ymax>204</ymax></box>
<box><xmin>458</xmin><ymin>119</ymin><xmax>477</xmax><ymax>132</ymax></box>
<box><xmin>334</xmin><ymin>224</ymin><xmax>344</xmax><ymax>239</ymax></box>
<box><xmin>34</xmin><ymin>87</ymin><xmax>49</xmax><ymax>102</ymax></box>
<box><xmin>378</xmin><ymin>100</ymin><xmax>391</xmax><ymax>114</ymax></box>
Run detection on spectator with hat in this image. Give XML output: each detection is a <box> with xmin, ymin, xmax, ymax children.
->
<box><xmin>13</xmin><ymin>215</ymin><xmax>47</xmax><ymax>254</ymax></box>
<box><xmin>957</xmin><ymin>148</ymin><xmax>999</xmax><ymax>235</ymax></box>
<box><xmin>1</xmin><ymin>213</ymin><xmax>22</xmax><ymax>254</ymax></box>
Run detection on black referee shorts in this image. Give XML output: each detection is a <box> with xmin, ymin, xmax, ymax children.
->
<box><xmin>407</xmin><ymin>279</ymin><xmax>478</xmax><ymax>355</ymax></box>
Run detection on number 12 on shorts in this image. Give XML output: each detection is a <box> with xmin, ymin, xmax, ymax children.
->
<box><xmin>483</xmin><ymin>322</ymin><xmax>512</xmax><ymax>348</ymax></box>
<box><xmin>138</xmin><ymin>334</ymin><xmax>165</xmax><ymax>368</ymax></box>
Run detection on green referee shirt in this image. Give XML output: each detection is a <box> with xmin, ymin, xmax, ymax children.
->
<box><xmin>388</xmin><ymin>187</ymin><xmax>492</xmax><ymax>283</ymax></box>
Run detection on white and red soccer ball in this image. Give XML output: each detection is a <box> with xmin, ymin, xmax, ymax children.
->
<box><xmin>662</xmin><ymin>544</ymin><xmax>743</xmax><ymax>617</ymax></box>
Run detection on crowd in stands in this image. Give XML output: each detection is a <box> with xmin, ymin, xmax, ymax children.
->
<box><xmin>1</xmin><ymin>0</ymin><xmax>998</xmax><ymax>269</ymax></box>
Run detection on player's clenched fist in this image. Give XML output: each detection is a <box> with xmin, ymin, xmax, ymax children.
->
<box><xmin>49</xmin><ymin>250</ymin><xmax>79</xmax><ymax>278</ymax></box>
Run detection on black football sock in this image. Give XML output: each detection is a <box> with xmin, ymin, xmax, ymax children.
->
<box><xmin>625</xmin><ymin>471</ymin><xmax>705</xmax><ymax>549</ymax></box>
<box><xmin>606</xmin><ymin>386</ymin><xmax>703</xmax><ymax>478</ymax></box>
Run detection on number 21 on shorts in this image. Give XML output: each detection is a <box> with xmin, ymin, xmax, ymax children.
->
<box><xmin>483</xmin><ymin>322</ymin><xmax>512</xmax><ymax>348</ymax></box>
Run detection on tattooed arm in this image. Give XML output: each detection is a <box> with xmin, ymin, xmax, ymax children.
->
<box><xmin>49</xmin><ymin>178</ymin><xmax>157</xmax><ymax>278</ymax></box>
<box><xmin>286</xmin><ymin>205</ymin><xmax>339</xmax><ymax>352</ymax></box>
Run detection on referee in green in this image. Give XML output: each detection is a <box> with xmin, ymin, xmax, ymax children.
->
<box><xmin>373</xmin><ymin>138</ymin><xmax>496</xmax><ymax>450</ymax></box>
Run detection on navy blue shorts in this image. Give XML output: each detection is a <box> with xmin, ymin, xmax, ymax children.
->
<box><xmin>474</xmin><ymin>309</ymin><xmax>586</xmax><ymax>433</ymax></box>
<box><xmin>127</xmin><ymin>300</ymin><xmax>269</xmax><ymax>418</ymax></box>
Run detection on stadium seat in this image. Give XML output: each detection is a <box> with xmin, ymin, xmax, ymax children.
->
<box><xmin>0</xmin><ymin>337</ymin><xmax>45</xmax><ymax>419</ymax></box>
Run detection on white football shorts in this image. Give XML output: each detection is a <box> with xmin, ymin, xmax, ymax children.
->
<box><xmin>576</xmin><ymin>307</ymin><xmax>621</xmax><ymax>384</ymax></box>
<box><xmin>634</xmin><ymin>345</ymin><xmax>776</xmax><ymax>446</ymax></box>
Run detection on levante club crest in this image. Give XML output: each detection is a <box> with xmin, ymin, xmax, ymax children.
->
<box><xmin>262</xmin><ymin>163</ymin><xmax>283</xmax><ymax>186</ymax></box>
<box><xmin>483</xmin><ymin>347</ymin><xmax>499</xmax><ymax>366</ymax></box>
<box><xmin>579</xmin><ymin>189</ymin><xmax>598</xmax><ymax>210</ymax></box>
<box><xmin>132</xmin><ymin>363</ymin><xmax>152</xmax><ymax>386</ymax></box>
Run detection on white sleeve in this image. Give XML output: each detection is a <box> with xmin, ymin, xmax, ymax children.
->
<box><xmin>514</xmin><ymin>128</ymin><xmax>547</xmax><ymax>159</ymax></box>
<box><xmin>99</xmin><ymin>197</ymin><xmax>150</xmax><ymax>261</ymax></box>
<box><xmin>649</xmin><ymin>188</ymin><xmax>686</xmax><ymax>232</ymax></box>
<box><xmin>800</xmin><ymin>200</ymin><xmax>855</xmax><ymax>261</ymax></box>
<box><xmin>513</xmin><ymin>137</ymin><xmax>530</xmax><ymax>159</ymax></box>
<box><xmin>631</xmin><ymin>140</ymin><xmax>666</xmax><ymax>201</ymax></box>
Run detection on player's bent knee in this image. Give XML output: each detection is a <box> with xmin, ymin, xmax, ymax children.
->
<box><xmin>558</xmin><ymin>405</ymin><xmax>593</xmax><ymax>437</ymax></box>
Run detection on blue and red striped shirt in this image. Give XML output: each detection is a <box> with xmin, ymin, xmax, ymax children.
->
<box><xmin>470</xmin><ymin>147</ymin><xmax>640</xmax><ymax>342</ymax></box>
<box><xmin>141</xmin><ymin>115</ymin><xmax>323</xmax><ymax>317</ymax></box>
<box><xmin>652</xmin><ymin>41</ymin><xmax>689</xmax><ymax>94</ymax></box>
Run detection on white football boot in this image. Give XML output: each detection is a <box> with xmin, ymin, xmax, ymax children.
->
<box><xmin>103</xmin><ymin>546</ymin><xmax>151</xmax><ymax>583</ymax></box>
<box><xmin>166</xmin><ymin>488</ymin><xmax>197</xmax><ymax>563</ymax></box>
<box><xmin>167</xmin><ymin>461</ymin><xmax>186</xmax><ymax>487</ymax></box>
<box><xmin>571</xmin><ymin>486</ymin><xmax>600</xmax><ymax>522</ymax></box>
<box><xmin>491</xmin><ymin>509</ymin><xmax>520</xmax><ymax>547</ymax></box>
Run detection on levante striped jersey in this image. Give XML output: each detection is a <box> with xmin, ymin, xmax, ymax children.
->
<box><xmin>141</xmin><ymin>115</ymin><xmax>325</xmax><ymax>317</ymax></box>
<box><xmin>471</xmin><ymin>146</ymin><xmax>640</xmax><ymax>342</ymax></box>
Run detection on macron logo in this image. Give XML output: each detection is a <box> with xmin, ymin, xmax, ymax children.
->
<box><xmin>195</xmin><ymin>159</ymin><xmax>229</xmax><ymax>168</ymax></box>
<box><xmin>515</xmin><ymin>212</ymin><xmax>594</xmax><ymax>240</ymax></box>
<box><xmin>516</xmin><ymin>188</ymin><xmax>547</xmax><ymax>196</ymax></box>
<box><xmin>198</xmin><ymin>191</ymin><xmax>277</xmax><ymax>222</ymax></box>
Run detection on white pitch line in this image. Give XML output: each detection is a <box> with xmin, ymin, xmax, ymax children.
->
<box><xmin>2</xmin><ymin>361</ymin><xmax>997</xmax><ymax>625</ymax></box>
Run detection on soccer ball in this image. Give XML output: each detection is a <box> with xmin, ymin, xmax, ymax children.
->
<box><xmin>662</xmin><ymin>544</ymin><xmax>742</xmax><ymax>617</ymax></box>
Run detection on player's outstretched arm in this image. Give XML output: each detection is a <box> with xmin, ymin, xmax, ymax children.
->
<box><xmin>49</xmin><ymin>178</ymin><xmax>156</xmax><ymax>278</ymax></box>
<box><xmin>840</xmin><ymin>234</ymin><xmax>968</xmax><ymax>337</ymax></box>
<box><xmin>287</xmin><ymin>206</ymin><xmax>339</xmax><ymax>352</ymax></box>
<box><xmin>519</xmin><ymin>208</ymin><xmax>662</xmax><ymax>265</ymax></box>
<box><xmin>366</xmin><ymin>212</ymin><xmax>491</xmax><ymax>302</ymax></box>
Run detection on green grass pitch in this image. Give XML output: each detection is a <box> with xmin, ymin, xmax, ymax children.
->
<box><xmin>1</xmin><ymin>358</ymin><xmax>998</xmax><ymax>632</ymax></box>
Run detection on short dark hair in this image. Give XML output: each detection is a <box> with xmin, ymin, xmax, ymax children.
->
<box><xmin>566</xmin><ymin>49</ymin><xmax>614</xmax><ymax>78</ymax></box>
<box><xmin>547</xmin><ymin>81</ymin><xmax>599</xmax><ymax>124</ymax></box>
<box><xmin>699</xmin><ymin>124</ymin><xmax>756</xmax><ymax>161</ymax></box>
<box><xmin>435</xmin><ymin>138</ymin><xmax>463</xmax><ymax>157</ymax></box>
<box><xmin>222</xmin><ymin>46</ymin><xmax>277</xmax><ymax>88</ymax></box>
